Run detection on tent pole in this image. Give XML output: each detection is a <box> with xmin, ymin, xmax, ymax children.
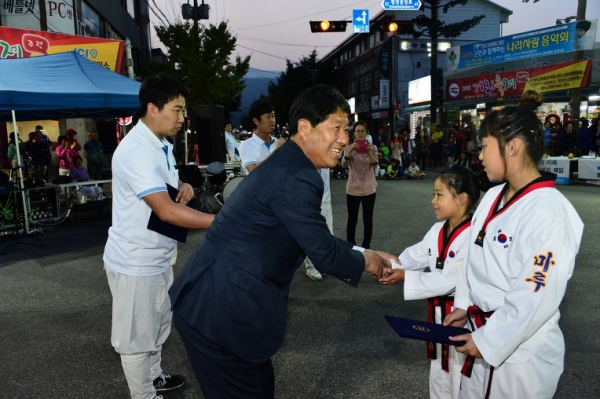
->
<box><xmin>11</xmin><ymin>110</ymin><xmax>31</xmax><ymax>235</ymax></box>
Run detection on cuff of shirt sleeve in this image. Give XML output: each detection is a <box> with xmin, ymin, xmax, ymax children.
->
<box><xmin>352</xmin><ymin>245</ymin><xmax>365</xmax><ymax>253</ymax></box>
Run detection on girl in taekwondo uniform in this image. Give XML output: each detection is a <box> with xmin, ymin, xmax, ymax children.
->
<box><xmin>444</xmin><ymin>91</ymin><xmax>584</xmax><ymax>399</ymax></box>
<box><xmin>379</xmin><ymin>165</ymin><xmax>481</xmax><ymax>399</ymax></box>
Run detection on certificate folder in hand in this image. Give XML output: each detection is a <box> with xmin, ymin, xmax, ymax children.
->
<box><xmin>147</xmin><ymin>183</ymin><xmax>195</xmax><ymax>243</ymax></box>
<box><xmin>385</xmin><ymin>316</ymin><xmax>470</xmax><ymax>346</ymax></box>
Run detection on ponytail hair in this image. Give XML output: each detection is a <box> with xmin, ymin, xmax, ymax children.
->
<box><xmin>479</xmin><ymin>90</ymin><xmax>544</xmax><ymax>165</ymax></box>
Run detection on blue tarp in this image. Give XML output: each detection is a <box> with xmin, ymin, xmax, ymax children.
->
<box><xmin>0</xmin><ymin>52</ymin><xmax>141</xmax><ymax>121</ymax></box>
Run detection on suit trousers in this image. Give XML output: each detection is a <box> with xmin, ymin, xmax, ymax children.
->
<box><xmin>174</xmin><ymin>314</ymin><xmax>275</xmax><ymax>399</ymax></box>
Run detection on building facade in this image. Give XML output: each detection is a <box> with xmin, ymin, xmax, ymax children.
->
<box><xmin>319</xmin><ymin>0</ymin><xmax>512</xmax><ymax>139</ymax></box>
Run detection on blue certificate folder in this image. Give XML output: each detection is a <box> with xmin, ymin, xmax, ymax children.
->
<box><xmin>385</xmin><ymin>316</ymin><xmax>470</xmax><ymax>346</ymax></box>
<box><xmin>147</xmin><ymin>183</ymin><xmax>195</xmax><ymax>243</ymax></box>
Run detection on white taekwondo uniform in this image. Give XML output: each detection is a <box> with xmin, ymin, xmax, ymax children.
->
<box><xmin>454</xmin><ymin>174</ymin><xmax>583</xmax><ymax>399</ymax></box>
<box><xmin>395</xmin><ymin>218</ymin><xmax>471</xmax><ymax>399</ymax></box>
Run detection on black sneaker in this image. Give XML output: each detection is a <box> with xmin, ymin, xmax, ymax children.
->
<box><xmin>153</xmin><ymin>373</ymin><xmax>186</xmax><ymax>392</ymax></box>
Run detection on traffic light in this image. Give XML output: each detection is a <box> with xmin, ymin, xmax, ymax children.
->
<box><xmin>310</xmin><ymin>20</ymin><xmax>348</xmax><ymax>33</ymax></box>
<box><xmin>378</xmin><ymin>20</ymin><xmax>414</xmax><ymax>34</ymax></box>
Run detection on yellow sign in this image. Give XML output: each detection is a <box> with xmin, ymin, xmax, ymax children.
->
<box><xmin>524</xmin><ymin>60</ymin><xmax>591</xmax><ymax>93</ymax></box>
<box><xmin>49</xmin><ymin>42</ymin><xmax>122</xmax><ymax>71</ymax></box>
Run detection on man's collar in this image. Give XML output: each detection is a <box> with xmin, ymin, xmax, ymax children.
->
<box><xmin>137</xmin><ymin>120</ymin><xmax>170</xmax><ymax>149</ymax></box>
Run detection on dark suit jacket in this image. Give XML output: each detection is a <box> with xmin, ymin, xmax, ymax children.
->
<box><xmin>169</xmin><ymin>140</ymin><xmax>365</xmax><ymax>363</ymax></box>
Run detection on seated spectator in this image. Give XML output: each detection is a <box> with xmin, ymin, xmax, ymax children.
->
<box><xmin>375</xmin><ymin>150</ymin><xmax>389</xmax><ymax>177</ymax></box>
<box><xmin>406</xmin><ymin>159</ymin><xmax>425</xmax><ymax>179</ymax></box>
<box><xmin>70</xmin><ymin>156</ymin><xmax>103</xmax><ymax>202</ymax></box>
<box><xmin>386</xmin><ymin>158</ymin><xmax>402</xmax><ymax>180</ymax></box>
<box><xmin>452</xmin><ymin>151</ymin><xmax>470</xmax><ymax>169</ymax></box>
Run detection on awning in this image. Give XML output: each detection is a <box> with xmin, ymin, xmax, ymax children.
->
<box><xmin>402</xmin><ymin>104</ymin><xmax>430</xmax><ymax>113</ymax></box>
<box><xmin>441</xmin><ymin>100</ymin><xmax>481</xmax><ymax>109</ymax></box>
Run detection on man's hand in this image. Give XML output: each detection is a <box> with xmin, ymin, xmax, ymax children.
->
<box><xmin>176</xmin><ymin>182</ymin><xmax>195</xmax><ymax>205</ymax></box>
<box><xmin>363</xmin><ymin>250</ymin><xmax>391</xmax><ymax>279</ymax></box>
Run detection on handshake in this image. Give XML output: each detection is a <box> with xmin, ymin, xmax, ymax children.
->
<box><xmin>362</xmin><ymin>249</ymin><xmax>405</xmax><ymax>284</ymax></box>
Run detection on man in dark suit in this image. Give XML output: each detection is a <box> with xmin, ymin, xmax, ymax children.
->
<box><xmin>169</xmin><ymin>84</ymin><xmax>395</xmax><ymax>398</ymax></box>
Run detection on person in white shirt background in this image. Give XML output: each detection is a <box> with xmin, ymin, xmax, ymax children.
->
<box><xmin>224</xmin><ymin>122</ymin><xmax>240</xmax><ymax>162</ymax></box>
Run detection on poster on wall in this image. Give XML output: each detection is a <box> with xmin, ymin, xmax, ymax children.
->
<box><xmin>446</xmin><ymin>59</ymin><xmax>592</xmax><ymax>101</ymax></box>
<box><xmin>0</xmin><ymin>26</ymin><xmax>124</xmax><ymax>71</ymax></box>
<box><xmin>446</xmin><ymin>19</ymin><xmax>598</xmax><ymax>72</ymax></box>
<box><xmin>0</xmin><ymin>1</ymin><xmax>76</xmax><ymax>34</ymax></box>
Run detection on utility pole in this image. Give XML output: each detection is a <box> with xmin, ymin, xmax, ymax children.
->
<box><xmin>182</xmin><ymin>0</ymin><xmax>210</xmax><ymax>33</ymax></box>
<box><xmin>429</xmin><ymin>0</ymin><xmax>439</xmax><ymax>125</ymax></box>
<box><xmin>39</xmin><ymin>0</ymin><xmax>47</xmax><ymax>31</ymax></box>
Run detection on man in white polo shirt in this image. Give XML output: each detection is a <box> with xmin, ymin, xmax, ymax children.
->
<box><xmin>104</xmin><ymin>73</ymin><xmax>214</xmax><ymax>399</ymax></box>
<box><xmin>238</xmin><ymin>99</ymin><xmax>278</xmax><ymax>175</ymax></box>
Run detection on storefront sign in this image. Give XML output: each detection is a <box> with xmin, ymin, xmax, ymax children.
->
<box><xmin>378</xmin><ymin>40</ymin><xmax>391</xmax><ymax>79</ymax></box>
<box><xmin>0</xmin><ymin>26</ymin><xmax>124</xmax><ymax>71</ymax></box>
<box><xmin>0</xmin><ymin>0</ymin><xmax>76</xmax><ymax>34</ymax></box>
<box><xmin>446</xmin><ymin>59</ymin><xmax>592</xmax><ymax>101</ymax></box>
<box><xmin>538</xmin><ymin>157</ymin><xmax>572</xmax><ymax>185</ymax></box>
<box><xmin>380</xmin><ymin>79</ymin><xmax>390</xmax><ymax>109</ymax></box>
<box><xmin>371</xmin><ymin>110</ymin><xmax>389</xmax><ymax>120</ymax></box>
<box><xmin>371</xmin><ymin>95</ymin><xmax>380</xmax><ymax>110</ymax></box>
<box><xmin>446</xmin><ymin>19</ymin><xmax>597</xmax><ymax>72</ymax></box>
<box><xmin>408</xmin><ymin>75</ymin><xmax>431</xmax><ymax>104</ymax></box>
<box><xmin>578</xmin><ymin>158</ymin><xmax>600</xmax><ymax>180</ymax></box>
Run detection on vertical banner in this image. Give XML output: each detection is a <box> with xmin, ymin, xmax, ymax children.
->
<box><xmin>380</xmin><ymin>79</ymin><xmax>390</xmax><ymax>109</ymax></box>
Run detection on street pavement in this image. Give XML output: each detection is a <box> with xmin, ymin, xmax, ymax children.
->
<box><xmin>1</xmin><ymin>170</ymin><xmax>598</xmax><ymax>399</ymax></box>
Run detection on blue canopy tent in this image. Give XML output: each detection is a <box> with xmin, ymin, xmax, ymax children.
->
<box><xmin>0</xmin><ymin>51</ymin><xmax>141</xmax><ymax>121</ymax></box>
<box><xmin>0</xmin><ymin>52</ymin><xmax>141</xmax><ymax>233</ymax></box>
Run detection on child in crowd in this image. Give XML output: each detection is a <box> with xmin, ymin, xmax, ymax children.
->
<box><xmin>379</xmin><ymin>166</ymin><xmax>481</xmax><ymax>399</ymax></box>
<box><xmin>376</xmin><ymin>150</ymin><xmax>389</xmax><ymax>177</ymax></box>
<box><xmin>407</xmin><ymin>159</ymin><xmax>425</xmax><ymax>179</ymax></box>
<box><xmin>386</xmin><ymin>158</ymin><xmax>402</xmax><ymax>180</ymax></box>
<box><xmin>69</xmin><ymin>156</ymin><xmax>103</xmax><ymax>202</ymax></box>
<box><xmin>444</xmin><ymin>90</ymin><xmax>583</xmax><ymax>398</ymax></box>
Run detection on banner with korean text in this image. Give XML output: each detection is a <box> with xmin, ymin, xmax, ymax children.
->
<box><xmin>446</xmin><ymin>59</ymin><xmax>592</xmax><ymax>101</ymax></box>
<box><xmin>0</xmin><ymin>26</ymin><xmax>124</xmax><ymax>72</ymax></box>
<box><xmin>446</xmin><ymin>19</ymin><xmax>597</xmax><ymax>72</ymax></box>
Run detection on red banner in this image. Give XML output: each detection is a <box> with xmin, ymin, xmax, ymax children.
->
<box><xmin>446</xmin><ymin>59</ymin><xmax>592</xmax><ymax>101</ymax></box>
<box><xmin>0</xmin><ymin>26</ymin><xmax>124</xmax><ymax>72</ymax></box>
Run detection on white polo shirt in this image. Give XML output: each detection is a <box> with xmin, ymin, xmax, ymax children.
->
<box><xmin>224</xmin><ymin>131</ymin><xmax>240</xmax><ymax>161</ymax></box>
<box><xmin>103</xmin><ymin>121</ymin><xmax>179</xmax><ymax>277</ymax></box>
<box><xmin>238</xmin><ymin>132</ymin><xmax>276</xmax><ymax>175</ymax></box>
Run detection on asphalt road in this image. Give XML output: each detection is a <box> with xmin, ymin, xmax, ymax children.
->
<box><xmin>1</xmin><ymin>171</ymin><xmax>598</xmax><ymax>399</ymax></box>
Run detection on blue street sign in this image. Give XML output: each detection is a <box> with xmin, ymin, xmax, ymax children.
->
<box><xmin>353</xmin><ymin>9</ymin><xmax>370</xmax><ymax>33</ymax></box>
<box><xmin>382</xmin><ymin>0</ymin><xmax>421</xmax><ymax>11</ymax></box>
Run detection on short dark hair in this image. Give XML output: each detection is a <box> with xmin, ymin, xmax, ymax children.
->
<box><xmin>134</xmin><ymin>73</ymin><xmax>190</xmax><ymax>122</ymax></box>
<box><xmin>248</xmin><ymin>99</ymin><xmax>274</xmax><ymax>122</ymax></box>
<box><xmin>35</xmin><ymin>125</ymin><xmax>43</xmax><ymax>130</ymax></box>
<box><xmin>288</xmin><ymin>85</ymin><xmax>350</xmax><ymax>136</ymax></box>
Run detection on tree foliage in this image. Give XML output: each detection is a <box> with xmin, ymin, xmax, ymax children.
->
<box><xmin>146</xmin><ymin>21</ymin><xmax>250</xmax><ymax>118</ymax></box>
<box><xmin>413</xmin><ymin>0</ymin><xmax>485</xmax><ymax>39</ymax></box>
<box><xmin>267</xmin><ymin>50</ymin><xmax>329</xmax><ymax>126</ymax></box>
